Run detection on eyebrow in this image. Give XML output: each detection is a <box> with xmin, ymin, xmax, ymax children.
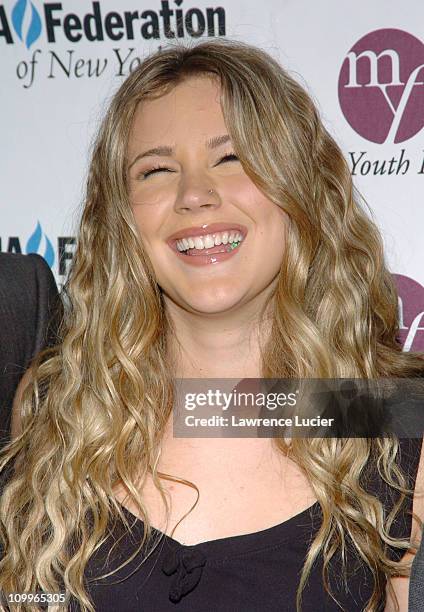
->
<box><xmin>128</xmin><ymin>134</ymin><xmax>231</xmax><ymax>170</ymax></box>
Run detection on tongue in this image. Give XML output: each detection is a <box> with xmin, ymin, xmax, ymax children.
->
<box><xmin>186</xmin><ymin>244</ymin><xmax>231</xmax><ymax>256</ymax></box>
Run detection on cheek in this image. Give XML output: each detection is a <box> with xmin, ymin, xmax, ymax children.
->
<box><xmin>256</xmin><ymin>201</ymin><xmax>287</xmax><ymax>260</ymax></box>
<box><xmin>128</xmin><ymin>171</ymin><xmax>176</xmax><ymax>207</ymax></box>
<box><xmin>130</xmin><ymin>206</ymin><xmax>158</xmax><ymax>252</ymax></box>
<box><xmin>225</xmin><ymin>175</ymin><xmax>257</xmax><ymax>202</ymax></box>
<box><xmin>270</xmin><ymin>212</ymin><xmax>287</xmax><ymax>257</ymax></box>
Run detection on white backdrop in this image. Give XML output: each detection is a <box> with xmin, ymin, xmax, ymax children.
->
<box><xmin>1</xmin><ymin>0</ymin><xmax>423</xmax><ymax>351</ymax></box>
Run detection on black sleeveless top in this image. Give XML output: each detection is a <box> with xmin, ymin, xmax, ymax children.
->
<box><xmin>65</xmin><ymin>438</ymin><xmax>422</xmax><ymax>612</ymax></box>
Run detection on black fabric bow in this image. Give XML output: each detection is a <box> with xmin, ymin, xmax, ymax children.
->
<box><xmin>162</xmin><ymin>547</ymin><xmax>207</xmax><ymax>603</ymax></box>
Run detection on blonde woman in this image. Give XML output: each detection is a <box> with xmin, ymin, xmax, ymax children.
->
<box><xmin>1</xmin><ymin>38</ymin><xmax>424</xmax><ymax>612</ymax></box>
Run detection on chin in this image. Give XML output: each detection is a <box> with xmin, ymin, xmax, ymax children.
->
<box><xmin>180</xmin><ymin>293</ymin><xmax>245</xmax><ymax>315</ymax></box>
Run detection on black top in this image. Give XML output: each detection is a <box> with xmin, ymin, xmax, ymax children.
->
<box><xmin>66</xmin><ymin>437</ymin><xmax>422</xmax><ymax>612</ymax></box>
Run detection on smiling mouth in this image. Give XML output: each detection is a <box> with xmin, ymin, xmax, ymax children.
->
<box><xmin>172</xmin><ymin>231</ymin><xmax>246</xmax><ymax>256</ymax></box>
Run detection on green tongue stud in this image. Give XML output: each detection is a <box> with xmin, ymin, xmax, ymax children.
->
<box><xmin>229</xmin><ymin>241</ymin><xmax>240</xmax><ymax>250</ymax></box>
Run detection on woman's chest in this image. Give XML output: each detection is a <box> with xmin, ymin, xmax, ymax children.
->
<box><xmin>114</xmin><ymin>438</ymin><xmax>317</xmax><ymax>545</ymax></box>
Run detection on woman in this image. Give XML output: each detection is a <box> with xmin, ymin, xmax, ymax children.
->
<box><xmin>1</xmin><ymin>38</ymin><xmax>423</xmax><ymax>612</ymax></box>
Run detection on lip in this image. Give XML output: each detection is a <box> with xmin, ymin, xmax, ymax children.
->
<box><xmin>166</xmin><ymin>222</ymin><xmax>248</xmax><ymax>251</ymax></box>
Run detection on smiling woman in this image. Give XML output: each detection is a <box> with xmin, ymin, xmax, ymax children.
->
<box><xmin>1</xmin><ymin>38</ymin><xmax>424</xmax><ymax>612</ymax></box>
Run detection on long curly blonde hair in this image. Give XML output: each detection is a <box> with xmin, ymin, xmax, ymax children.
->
<box><xmin>1</xmin><ymin>38</ymin><xmax>423</xmax><ymax>612</ymax></box>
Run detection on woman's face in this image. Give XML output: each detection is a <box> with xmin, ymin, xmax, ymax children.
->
<box><xmin>127</xmin><ymin>75</ymin><xmax>288</xmax><ymax>315</ymax></box>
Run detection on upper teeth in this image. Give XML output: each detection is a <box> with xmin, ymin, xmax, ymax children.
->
<box><xmin>176</xmin><ymin>231</ymin><xmax>244</xmax><ymax>251</ymax></box>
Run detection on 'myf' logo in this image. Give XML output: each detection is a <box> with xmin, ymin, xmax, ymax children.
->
<box><xmin>0</xmin><ymin>0</ymin><xmax>42</xmax><ymax>48</ymax></box>
<box><xmin>393</xmin><ymin>274</ymin><xmax>424</xmax><ymax>353</ymax></box>
<box><xmin>338</xmin><ymin>29</ymin><xmax>424</xmax><ymax>144</ymax></box>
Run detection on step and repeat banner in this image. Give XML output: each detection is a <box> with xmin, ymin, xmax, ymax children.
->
<box><xmin>1</xmin><ymin>0</ymin><xmax>423</xmax><ymax>351</ymax></box>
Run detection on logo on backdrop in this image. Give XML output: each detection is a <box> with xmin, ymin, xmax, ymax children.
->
<box><xmin>339</xmin><ymin>28</ymin><xmax>424</xmax><ymax>144</ymax></box>
<box><xmin>0</xmin><ymin>220</ymin><xmax>75</xmax><ymax>285</ymax></box>
<box><xmin>11</xmin><ymin>0</ymin><xmax>42</xmax><ymax>48</ymax></box>
<box><xmin>0</xmin><ymin>1</ymin><xmax>228</xmax><ymax>88</ymax></box>
<box><xmin>393</xmin><ymin>274</ymin><xmax>424</xmax><ymax>352</ymax></box>
<box><xmin>339</xmin><ymin>28</ymin><xmax>424</xmax><ymax>177</ymax></box>
<box><xmin>26</xmin><ymin>220</ymin><xmax>54</xmax><ymax>266</ymax></box>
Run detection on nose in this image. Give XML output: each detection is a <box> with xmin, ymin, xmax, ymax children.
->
<box><xmin>174</xmin><ymin>171</ymin><xmax>221</xmax><ymax>214</ymax></box>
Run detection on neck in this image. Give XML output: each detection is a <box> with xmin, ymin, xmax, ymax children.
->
<box><xmin>164</xmin><ymin>291</ymin><xmax>274</xmax><ymax>379</ymax></box>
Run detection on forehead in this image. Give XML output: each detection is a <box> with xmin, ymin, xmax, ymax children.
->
<box><xmin>128</xmin><ymin>75</ymin><xmax>226</xmax><ymax>149</ymax></box>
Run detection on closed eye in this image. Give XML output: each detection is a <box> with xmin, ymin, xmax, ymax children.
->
<box><xmin>139</xmin><ymin>165</ymin><xmax>174</xmax><ymax>180</ymax></box>
<box><xmin>217</xmin><ymin>153</ymin><xmax>239</xmax><ymax>164</ymax></box>
<box><xmin>138</xmin><ymin>153</ymin><xmax>239</xmax><ymax>180</ymax></box>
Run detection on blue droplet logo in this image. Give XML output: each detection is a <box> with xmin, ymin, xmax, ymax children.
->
<box><xmin>26</xmin><ymin>221</ymin><xmax>55</xmax><ymax>268</ymax></box>
<box><xmin>12</xmin><ymin>0</ymin><xmax>42</xmax><ymax>49</ymax></box>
